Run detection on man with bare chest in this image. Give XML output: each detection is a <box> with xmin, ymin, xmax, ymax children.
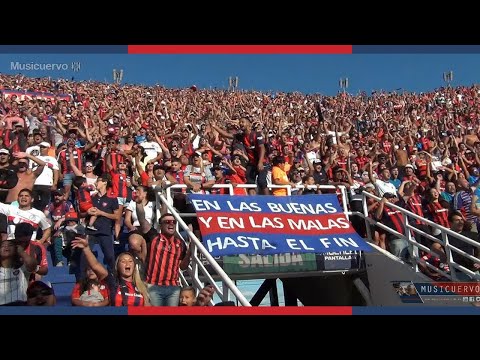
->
<box><xmin>6</xmin><ymin>153</ymin><xmax>45</xmax><ymax>204</ymax></box>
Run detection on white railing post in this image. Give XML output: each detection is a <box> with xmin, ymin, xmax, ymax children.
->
<box><xmin>339</xmin><ymin>186</ymin><xmax>350</xmax><ymax>221</ymax></box>
<box><xmin>442</xmin><ymin>230</ymin><xmax>456</xmax><ymax>281</ymax></box>
<box><xmin>362</xmin><ymin>192</ymin><xmax>372</xmax><ymax>242</ymax></box>
<box><xmin>403</xmin><ymin>215</ymin><xmax>418</xmax><ymax>272</ymax></box>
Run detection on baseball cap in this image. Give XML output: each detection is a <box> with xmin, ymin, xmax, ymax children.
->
<box><xmin>364</xmin><ymin>183</ymin><xmax>375</xmax><ymax>190</ymax></box>
<box><xmin>39</xmin><ymin>141</ymin><xmax>51</xmax><ymax>148</ymax></box>
<box><xmin>65</xmin><ymin>211</ymin><xmax>79</xmax><ymax>222</ymax></box>
<box><xmin>53</xmin><ymin>188</ymin><xmax>65</xmax><ymax>196</ymax></box>
<box><xmin>194</xmin><ymin>151</ymin><xmax>202</xmax><ymax>157</ymax></box>
<box><xmin>314</xmin><ymin>159</ymin><xmax>322</xmax><ymax>164</ymax></box>
<box><xmin>0</xmin><ymin>149</ymin><xmax>9</xmax><ymax>155</ymax></box>
<box><xmin>405</xmin><ymin>164</ymin><xmax>414</xmax><ymax>169</ymax></box>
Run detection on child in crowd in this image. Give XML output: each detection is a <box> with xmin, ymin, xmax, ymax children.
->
<box><xmin>79</xmin><ymin>279</ymin><xmax>105</xmax><ymax>303</ymax></box>
<box><xmin>73</xmin><ymin>176</ymin><xmax>97</xmax><ymax>231</ymax></box>
<box><xmin>179</xmin><ymin>286</ymin><xmax>196</xmax><ymax>306</ymax></box>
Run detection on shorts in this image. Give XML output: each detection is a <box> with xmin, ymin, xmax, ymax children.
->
<box><xmin>245</xmin><ymin>164</ymin><xmax>268</xmax><ymax>190</ymax></box>
<box><xmin>117</xmin><ymin>197</ymin><xmax>127</xmax><ymax>206</ymax></box>
<box><xmin>79</xmin><ymin>202</ymin><xmax>93</xmax><ymax>213</ymax></box>
<box><xmin>63</xmin><ymin>172</ymin><xmax>75</xmax><ymax>186</ymax></box>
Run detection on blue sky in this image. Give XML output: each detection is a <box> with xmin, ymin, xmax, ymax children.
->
<box><xmin>0</xmin><ymin>54</ymin><xmax>479</xmax><ymax>96</ymax></box>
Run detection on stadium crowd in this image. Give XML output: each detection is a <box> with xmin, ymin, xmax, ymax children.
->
<box><xmin>0</xmin><ymin>72</ymin><xmax>479</xmax><ymax>306</ymax></box>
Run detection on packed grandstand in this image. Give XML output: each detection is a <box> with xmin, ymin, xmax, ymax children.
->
<box><xmin>0</xmin><ymin>72</ymin><xmax>478</xmax><ymax>306</ymax></box>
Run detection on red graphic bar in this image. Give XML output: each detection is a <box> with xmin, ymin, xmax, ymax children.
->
<box><xmin>128</xmin><ymin>306</ymin><xmax>352</xmax><ymax>315</ymax></box>
<box><xmin>198</xmin><ymin>212</ymin><xmax>354</xmax><ymax>236</ymax></box>
<box><xmin>128</xmin><ymin>45</ymin><xmax>352</xmax><ymax>54</ymax></box>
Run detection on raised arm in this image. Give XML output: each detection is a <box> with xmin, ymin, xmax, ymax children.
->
<box><xmin>210</xmin><ymin>123</ymin><xmax>234</xmax><ymax>140</ymax></box>
<box><xmin>71</xmin><ymin>237</ymin><xmax>108</xmax><ymax>280</ymax></box>
<box><xmin>135</xmin><ymin>201</ymin><xmax>152</xmax><ymax>234</ymax></box>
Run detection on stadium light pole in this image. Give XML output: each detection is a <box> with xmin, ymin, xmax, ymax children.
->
<box><xmin>229</xmin><ymin>76</ymin><xmax>239</xmax><ymax>92</ymax></box>
<box><xmin>443</xmin><ymin>70</ymin><xmax>453</xmax><ymax>88</ymax></box>
<box><xmin>113</xmin><ymin>69</ymin><xmax>124</xmax><ymax>85</ymax></box>
<box><xmin>339</xmin><ymin>77</ymin><xmax>349</xmax><ymax>94</ymax></box>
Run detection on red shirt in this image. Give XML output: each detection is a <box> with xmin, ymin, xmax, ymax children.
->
<box><xmin>71</xmin><ymin>280</ymin><xmax>110</xmax><ymax>304</ymax></box>
<box><xmin>109</xmin><ymin>171</ymin><xmax>128</xmax><ymax>198</ymax></box>
<box><xmin>146</xmin><ymin>233</ymin><xmax>186</xmax><ymax>286</ymax></box>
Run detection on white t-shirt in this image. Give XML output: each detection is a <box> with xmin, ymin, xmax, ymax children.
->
<box><xmin>33</xmin><ymin>155</ymin><xmax>59</xmax><ymax>186</ymax></box>
<box><xmin>0</xmin><ymin>203</ymin><xmax>51</xmax><ymax>240</ymax></box>
<box><xmin>192</xmin><ymin>135</ymin><xmax>201</xmax><ymax>149</ymax></box>
<box><xmin>140</xmin><ymin>141</ymin><xmax>162</xmax><ymax>161</ymax></box>
<box><xmin>305</xmin><ymin>150</ymin><xmax>318</xmax><ymax>163</ymax></box>
<box><xmin>374</xmin><ymin>179</ymin><xmax>398</xmax><ymax>197</ymax></box>
<box><xmin>0</xmin><ymin>266</ymin><xmax>29</xmax><ymax>305</ymax></box>
<box><xmin>126</xmin><ymin>201</ymin><xmax>155</xmax><ymax>227</ymax></box>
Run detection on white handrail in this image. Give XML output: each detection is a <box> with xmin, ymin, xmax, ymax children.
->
<box><xmin>157</xmin><ymin>194</ymin><xmax>251</xmax><ymax>306</ymax></box>
<box><xmin>359</xmin><ymin>191</ymin><xmax>480</xmax><ymax>281</ymax></box>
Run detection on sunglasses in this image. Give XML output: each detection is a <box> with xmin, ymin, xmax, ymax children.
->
<box><xmin>161</xmin><ymin>219</ymin><xmax>176</xmax><ymax>225</ymax></box>
<box><xmin>27</xmin><ymin>288</ymin><xmax>53</xmax><ymax>298</ymax></box>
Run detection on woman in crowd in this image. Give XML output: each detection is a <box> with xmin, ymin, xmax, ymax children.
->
<box><xmin>72</xmin><ymin>236</ymin><xmax>150</xmax><ymax>306</ymax></box>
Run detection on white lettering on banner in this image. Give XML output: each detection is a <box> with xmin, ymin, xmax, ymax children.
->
<box><xmin>226</xmin><ymin>201</ymin><xmax>261</xmax><ymax>212</ymax></box>
<box><xmin>191</xmin><ymin>199</ymin><xmax>220</xmax><ymax>211</ymax></box>
<box><xmin>208</xmin><ymin>236</ymin><xmax>360</xmax><ymax>254</ymax></box>
<box><xmin>320</xmin><ymin>238</ymin><xmax>331</xmax><ymax>248</ymax></box>
<box><xmin>286</xmin><ymin>239</ymin><xmax>301</xmax><ymax>250</ymax></box>
<box><xmin>286</xmin><ymin>239</ymin><xmax>317</xmax><ymax>251</ymax></box>
<box><xmin>287</xmin><ymin>217</ymin><xmax>349</xmax><ymax>231</ymax></box>
<box><xmin>319</xmin><ymin>238</ymin><xmax>359</xmax><ymax>249</ymax></box>
<box><xmin>238</xmin><ymin>253</ymin><xmax>305</xmax><ymax>267</ymax></box>
<box><xmin>299</xmin><ymin>240</ymin><xmax>315</xmax><ymax>250</ymax></box>
<box><xmin>217</xmin><ymin>216</ymin><xmax>245</xmax><ymax>229</ymax></box>
<box><xmin>206</xmin><ymin>236</ymin><xmax>277</xmax><ymax>252</ymax></box>
<box><xmin>266</xmin><ymin>202</ymin><xmax>336</xmax><ymax>214</ymax></box>
<box><xmin>205</xmin><ymin>216</ymin><xmax>286</xmax><ymax>230</ymax></box>
<box><xmin>333</xmin><ymin>237</ymin><xmax>359</xmax><ymax>248</ymax></box>
<box><xmin>248</xmin><ymin>216</ymin><xmax>284</xmax><ymax>229</ymax></box>
<box><xmin>198</xmin><ymin>216</ymin><xmax>213</xmax><ymax>228</ymax></box>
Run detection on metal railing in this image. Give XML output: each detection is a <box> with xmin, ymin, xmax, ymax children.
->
<box><xmin>356</xmin><ymin>191</ymin><xmax>480</xmax><ymax>282</ymax></box>
<box><xmin>157</xmin><ymin>192</ymin><xmax>251</xmax><ymax>306</ymax></box>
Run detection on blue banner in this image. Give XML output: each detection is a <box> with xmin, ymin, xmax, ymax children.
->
<box><xmin>188</xmin><ymin>194</ymin><xmax>371</xmax><ymax>257</ymax></box>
